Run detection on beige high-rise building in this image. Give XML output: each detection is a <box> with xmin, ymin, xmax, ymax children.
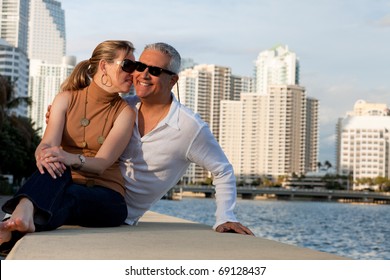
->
<box><xmin>219</xmin><ymin>99</ymin><xmax>243</xmax><ymax>177</ymax></box>
<box><xmin>220</xmin><ymin>85</ymin><xmax>312</xmax><ymax>183</ymax></box>
<box><xmin>177</xmin><ymin>64</ymin><xmax>254</xmax><ymax>183</ymax></box>
<box><xmin>177</xmin><ymin>46</ymin><xmax>317</xmax><ymax>184</ymax></box>
<box><xmin>346</xmin><ymin>99</ymin><xmax>389</xmax><ymax>117</ymax></box>
<box><xmin>336</xmin><ymin>100</ymin><xmax>390</xmax><ymax>190</ymax></box>
<box><xmin>176</xmin><ymin>66</ymin><xmax>211</xmax><ymax>183</ymax></box>
<box><xmin>220</xmin><ymin>45</ymin><xmax>318</xmax><ymax>184</ymax></box>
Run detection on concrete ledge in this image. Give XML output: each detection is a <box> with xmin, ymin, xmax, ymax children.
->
<box><xmin>6</xmin><ymin>211</ymin><xmax>347</xmax><ymax>260</ymax></box>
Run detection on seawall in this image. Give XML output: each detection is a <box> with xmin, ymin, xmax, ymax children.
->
<box><xmin>1</xmin><ymin>195</ymin><xmax>347</xmax><ymax>260</ymax></box>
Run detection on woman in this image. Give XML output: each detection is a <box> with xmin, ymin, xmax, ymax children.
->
<box><xmin>0</xmin><ymin>40</ymin><xmax>137</xmax><ymax>253</ymax></box>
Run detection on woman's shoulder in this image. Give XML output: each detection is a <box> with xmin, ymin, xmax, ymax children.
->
<box><xmin>53</xmin><ymin>90</ymin><xmax>73</xmax><ymax>103</ymax></box>
<box><xmin>118</xmin><ymin>102</ymin><xmax>136</xmax><ymax>120</ymax></box>
<box><xmin>59</xmin><ymin>88</ymin><xmax>86</xmax><ymax>104</ymax></box>
<box><xmin>53</xmin><ymin>90</ymin><xmax>81</xmax><ymax>112</ymax></box>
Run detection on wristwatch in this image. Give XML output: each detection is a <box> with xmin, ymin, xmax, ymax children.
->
<box><xmin>73</xmin><ymin>154</ymin><xmax>86</xmax><ymax>170</ymax></box>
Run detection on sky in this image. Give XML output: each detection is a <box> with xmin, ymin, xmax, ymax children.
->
<box><xmin>61</xmin><ymin>0</ymin><xmax>390</xmax><ymax>165</ymax></box>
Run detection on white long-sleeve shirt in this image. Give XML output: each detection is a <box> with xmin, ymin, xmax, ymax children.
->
<box><xmin>121</xmin><ymin>94</ymin><xmax>238</xmax><ymax>229</ymax></box>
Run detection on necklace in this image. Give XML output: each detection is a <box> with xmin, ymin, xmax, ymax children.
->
<box><xmin>80</xmin><ymin>88</ymin><xmax>89</xmax><ymax>148</ymax></box>
<box><xmin>139</xmin><ymin>102</ymin><xmax>170</xmax><ymax>135</ymax></box>
<box><xmin>97</xmin><ymin>101</ymin><xmax>113</xmax><ymax>144</ymax></box>
<box><xmin>80</xmin><ymin>86</ymin><xmax>114</xmax><ymax>147</ymax></box>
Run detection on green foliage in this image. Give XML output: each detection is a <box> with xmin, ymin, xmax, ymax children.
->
<box><xmin>0</xmin><ymin>116</ymin><xmax>41</xmax><ymax>184</ymax></box>
<box><xmin>355</xmin><ymin>176</ymin><xmax>390</xmax><ymax>192</ymax></box>
<box><xmin>325</xmin><ymin>180</ymin><xmax>343</xmax><ymax>190</ymax></box>
<box><xmin>201</xmin><ymin>177</ymin><xmax>213</xmax><ymax>186</ymax></box>
<box><xmin>0</xmin><ymin>178</ymin><xmax>13</xmax><ymax>195</ymax></box>
<box><xmin>317</xmin><ymin>160</ymin><xmax>332</xmax><ymax>171</ymax></box>
<box><xmin>0</xmin><ymin>74</ymin><xmax>41</xmax><ymax>186</ymax></box>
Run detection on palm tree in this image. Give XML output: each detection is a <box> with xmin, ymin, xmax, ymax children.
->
<box><xmin>0</xmin><ymin>74</ymin><xmax>10</xmax><ymax>127</ymax></box>
<box><xmin>0</xmin><ymin>74</ymin><xmax>40</xmax><ymax>184</ymax></box>
<box><xmin>0</xmin><ymin>74</ymin><xmax>31</xmax><ymax>123</ymax></box>
<box><xmin>324</xmin><ymin>160</ymin><xmax>332</xmax><ymax>170</ymax></box>
<box><xmin>317</xmin><ymin>160</ymin><xmax>332</xmax><ymax>172</ymax></box>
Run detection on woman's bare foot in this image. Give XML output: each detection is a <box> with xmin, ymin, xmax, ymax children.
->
<box><xmin>0</xmin><ymin>223</ymin><xmax>12</xmax><ymax>245</ymax></box>
<box><xmin>3</xmin><ymin>198</ymin><xmax>35</xmax><ymax>234</ymax></box>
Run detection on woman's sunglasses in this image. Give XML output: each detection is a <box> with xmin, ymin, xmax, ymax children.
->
<box><xmin>118</xmin><ymin>59</ymin><xmax>137</xmax><ymax>74</ymax></box>
<box><xmin>120</xmin><ymin>59</ymin><xmax>176</xmax><ymax>77</ymax></box>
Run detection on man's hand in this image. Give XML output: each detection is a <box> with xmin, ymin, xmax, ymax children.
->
<box><xmin>215</xmin><ymin>222</ymin><xmax>254</xmax><ymax>235</ymax></box>
<box><xmin>45</xmin><ymin>105</ymin><xmax>51</xmax><ymax>124</ymax></box>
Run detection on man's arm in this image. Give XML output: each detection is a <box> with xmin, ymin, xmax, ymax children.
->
<box><xmin>187</xmin><ymin>125</ymin><xmax>254</xmax><ymax>235</ymax></box>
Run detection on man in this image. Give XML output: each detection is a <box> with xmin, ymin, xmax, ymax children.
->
<box><xmin>121</xmin><ymin>42</ymin><xmax>252</xmax><ymax>235</ymax></box>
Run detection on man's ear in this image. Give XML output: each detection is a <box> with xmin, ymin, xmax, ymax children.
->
<box><xmin>170</xmin><ymin>74</ymin><xmax>179</xmax><ymax>87</ymax></box>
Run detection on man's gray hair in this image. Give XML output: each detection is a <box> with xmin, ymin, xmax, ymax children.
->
<box><xmin>144</xmin><ymin>42</ymin><xmax>181</xmax><ymax>74</ymax></box>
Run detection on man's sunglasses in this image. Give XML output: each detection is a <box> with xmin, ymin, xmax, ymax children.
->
<box><xmin>133</xmin><ymin>61</ymin><xmax>176</xmax><ymax>77</ymax></box>
<box><xmin>119</xmin><ymin>60</ymin><xmax>177</xmax><ymax>77</ymax></box>
<box><xmin>121</xmin><ymin>60</ymin><xmax>176</xmax><ymax>77</ymax></box>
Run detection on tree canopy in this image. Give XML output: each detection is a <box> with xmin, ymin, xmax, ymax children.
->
<box><xmin>0</xmin><ymin>74</ymin><xmax>41</xmax><ymax>186</ymax></box>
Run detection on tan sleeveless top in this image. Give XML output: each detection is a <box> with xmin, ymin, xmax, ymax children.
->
<box><xmin>61</xmin><ymin>80</ymin><xmax>128</xmax><ymax>196</ymax></box>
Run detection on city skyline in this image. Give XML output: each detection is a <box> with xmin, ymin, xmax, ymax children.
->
<box><xmin>49</xmin><ymin>0</ymin><xmax>390</xmax><ymax>164</ymax></box>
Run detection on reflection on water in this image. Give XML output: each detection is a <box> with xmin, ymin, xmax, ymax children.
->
<box><xmin>151</xmin><ymin>198</ymin><xmax>390</xmax><ymax>260</ymax></box>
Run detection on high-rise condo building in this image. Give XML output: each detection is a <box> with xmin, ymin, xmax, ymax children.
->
<box><xmin>255</xmin><ymin>45</ymin><xmax>299</xmax><ymax>94</ymax></box>
<box><xmin>220</xmin><ymin>85</ymin><xmax>313</xmax><ymax>182</ymax></box>
<box><xmin>305</xmin><ymin>97</ymin><xmax>320</xmax><ymax>172</ymax></box>
<box><xmin>177</xmin><ymin>64</ymin><xmax>254</xmax><ymax>183</ymax></box>
<box><xmin>0</xmin><ymin>38</ymin><xmax>29</xmax><ymax>116</ymax></box>
<box><xmin>178</xmin><ymin>65</ymin><xmax>229</xmax><ymax>183</ymax></box>
<box><xmin>220</xmin><ymin>45</ymin><xmax>318</xmax><ymax>184</ymax></box>
<box><xmin>0</xmin><ymin>0</ymin><xmax>29</xmax><ymax>54</ymax></box>
<box><xmin>28</xmin><ymin>56</ymin><xmax>76</xmax><ymax>134</ymax></box>
<box><xmin>0</xmin><ymin>0</ymin><xmax>30</xmax><ymax>117</ymax></box>
<box><xmin>176</xmin><ymin>45</ymin><xmax>317</xmax><ymax>184</ymax></box>
<box><xmin>1</xmin><ymin>0</ymin><xmax>72</xmax><ymax>132</ymax></box>
<box><xmin>336</xmin><ymin>100</ymin><xmax>390</xmax><ymax>190</ymax></box>
<box><xmin>27</xmin><ymin>0</ymin><xmax>74</xmax><ymax>135</ymax></box>
<box><xmin>28</xmin><ymin>0</ymin><xmax>65</xmax><ymax>63</ymax></box>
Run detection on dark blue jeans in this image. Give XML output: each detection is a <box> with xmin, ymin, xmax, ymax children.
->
<box><xmin>2</xmin><ymin>169</ymin><xmax>127</xmax><ymax>231</ymax></box>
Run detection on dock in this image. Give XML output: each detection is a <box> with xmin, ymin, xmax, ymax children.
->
<box><xmin>169</xmin><ymin>186</ymin><xmax>390</xmax><ymax>204</ymax></box>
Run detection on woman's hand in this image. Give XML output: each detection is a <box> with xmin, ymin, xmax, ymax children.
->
<box><xmin>36</xmin><ymin>146</ymin><xmax>67</xmax><ymax>179</ymax></box>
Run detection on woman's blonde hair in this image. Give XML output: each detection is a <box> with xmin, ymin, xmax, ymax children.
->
<box><xmin>60</xmin><ymin>40</ymin><xmax>135</xmax><ymax>91</ymax></box>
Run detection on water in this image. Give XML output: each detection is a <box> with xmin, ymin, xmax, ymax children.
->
<box><xmin>151</xmin><ymin>198</ymin><xmax>390</xmax><ymax>260</ymax></box>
